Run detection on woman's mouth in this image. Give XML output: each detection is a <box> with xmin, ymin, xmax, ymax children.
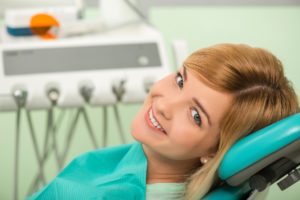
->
<box><xmin>145</xmin><ymin>107</ymin><xmax>167</xmax><ymax>135</ymax></box>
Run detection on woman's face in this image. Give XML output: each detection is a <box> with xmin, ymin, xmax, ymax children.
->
<box><xmin>131</xmin><ymin>67</ymin><xmax>232</xmax><ymax>161</ymax></box>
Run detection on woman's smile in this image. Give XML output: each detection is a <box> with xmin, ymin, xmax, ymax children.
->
<box><xmin>145</xmin><ymin>107</ymin><xmax>167</xmax><ymax>135</ymax></box>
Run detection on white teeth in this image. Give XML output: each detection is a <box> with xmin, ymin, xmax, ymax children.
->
<box><xmin>152</xmin><ymin>120</ymin><xmax>158</xmax><ymax>126</ymax></box>
<box><xmin>149</xmin><ymin>109</ymin><xmax>165</xmax><ymax>132</ymax></box>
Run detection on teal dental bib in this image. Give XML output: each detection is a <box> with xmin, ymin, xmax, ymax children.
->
<box><xmin>27</xmin><ymin>143</ymin><xmax>147</xmax><ymax>200</ymax></box>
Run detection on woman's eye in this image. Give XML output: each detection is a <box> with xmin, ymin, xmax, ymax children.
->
<box><xmin>191</xmin><ymin>108</ymin><xmax>202</xmax><ymax>126</ymax></box>
<box><xmin>175</xmin><ymin>72</ymin><xmax>184</xmax><ymax>89</ymax></box>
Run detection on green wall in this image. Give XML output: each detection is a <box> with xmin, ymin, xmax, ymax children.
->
<box><xmin>150</xmin><ymin>6</ymin><xmax>300</xmax><ymax>98</ymax></box>
<box><xmin>0</xmin><ymin>6</ymin><xmax>300</xmax><ymax>200</ymax></box>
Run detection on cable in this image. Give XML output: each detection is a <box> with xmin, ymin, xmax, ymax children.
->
<box><xmin>123</xmin><ymin>0</ymin><xmax>151</xmax><ymax>25</ymax></box>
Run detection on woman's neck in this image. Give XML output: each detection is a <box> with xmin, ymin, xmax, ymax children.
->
<box><xmin>142</xmin><ymin>144</ymin><xmax>201</xmax><ymax>184</ymax></box>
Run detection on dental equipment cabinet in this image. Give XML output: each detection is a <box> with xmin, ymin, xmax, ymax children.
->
<box><xmin>0</xmin><ymin>23</ymin><xmax>180</xmax><ymax>200</ymax></box>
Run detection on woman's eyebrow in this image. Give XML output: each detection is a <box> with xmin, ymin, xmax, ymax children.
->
<box><xmin>183</xmin><ymin>66</ymin><xmax>187</xmax><ymax>81</ymax></box>
<box><xmin>192</xmin><ymin>97</ymin><xmax>212</xmax><ymax>126</ymax></box>
<box><xmin>183</xmin><ymin>66</ymin><xmax>212</xmax><ymax>126</ymax></box>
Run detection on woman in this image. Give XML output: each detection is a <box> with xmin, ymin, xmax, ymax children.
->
<box><xmin>28</xmin><ymin>44</ymin><xmax>299</xmax><ymax>200</ymax></box>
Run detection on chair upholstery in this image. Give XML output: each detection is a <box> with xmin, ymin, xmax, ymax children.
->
<box><xmin>204</xmin><ymin>113</ymin><xmax>300</xmax><ymax>200</ymax></box>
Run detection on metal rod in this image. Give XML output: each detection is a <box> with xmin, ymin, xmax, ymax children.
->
<box><xmin>27</xmin><ymin>109</ymin><xmax>52</xmax><ymax>195</ymax></box>
<box><xmin>26</xmin><ymin>110</ymin><xmax>46</xmax><ymax>184</ymax></box>
<box><xmin>46</xmin><ymin>88</ymin><xmax>61</xmax><ymax>170</ymax></box>
<box><xmin>13</xmin><ymin>108</ymin><xmax>21</xmax><ymax>200</ymax></box>
<box><xmin>48</xmin><ymin>108</ymin><xmax>61</xmax><ymax>171</ymax></box>
<box><xmin>82</xmin><ymin>107</ymin><xmax>99</xmax><ymax>149</ymax></box>
<box><xmin>59</xmin><ymin>108</ymin><xmax>81</xmax><ymax>168</ymax></box>
<box><xmin>43</xmin><ymin>109</ymin><xmax>51</xmax><ymax>163</ymax></box>
<box><xmin>27</xmin><ymin>109</ymin><xmax>66</xmax><ymax>196</ymax></box>
<box><xmin>27</xmin><ymin>110</ymin><xmax>66</xmax><ymax>196</ymax></box>
<box><xmin>12</xmin><ymin>90</ymin><xmax>27</xmax><ymax>200</ymax></box>
<box><xmin>103</xmin><ymin>106</ymin><xmax>108</xmax><ymax>147</ymax></box>
<box><xmin>113</xmin><ymin>104</ymin><xmax>126</xmax><ymax>143</ymax></box>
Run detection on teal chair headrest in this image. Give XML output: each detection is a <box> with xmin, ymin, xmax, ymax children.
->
<box><xmin>204</xmin><ymin>113</ymin><xmax>300</xmax><ymax>200</ymax></box>
<box><xmin>219</xmin><ymin>113</ymin><xmax>300</xmax><ymax>186</ymax></box>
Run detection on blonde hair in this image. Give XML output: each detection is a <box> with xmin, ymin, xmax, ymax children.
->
<box><xmin>183</xmin><ymin>44</ymin><xmax>299</xmax><ymax>199</ymax></box>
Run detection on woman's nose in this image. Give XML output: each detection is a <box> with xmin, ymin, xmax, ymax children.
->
<box><xmin>155</xmin><ymin>99</ymin><xmax>170</xmax><ymax>120</ymax></box>
<box><xmin>155</xmin><ymin>96</ymin><xmax>182</xmax><ymax>120</ymax></box>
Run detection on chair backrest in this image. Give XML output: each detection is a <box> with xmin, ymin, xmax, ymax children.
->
<box><xmin>203</xmin><ymin>113</ymin><xmax>300</xmax><ymax>200</ymax></box>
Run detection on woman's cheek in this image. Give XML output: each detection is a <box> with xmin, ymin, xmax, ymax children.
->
<box><xmin>130</xmin><ymin>109</ymin><xmax>144</xmax><ymax>139</ymax></box>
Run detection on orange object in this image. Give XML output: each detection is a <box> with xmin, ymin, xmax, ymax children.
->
<box><xmin>30</xmin><ymin>13</ymin><xmax>60</xmax><ymax>39</ymax></box>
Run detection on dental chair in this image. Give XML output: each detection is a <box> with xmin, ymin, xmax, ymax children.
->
<box><xmin>203</xmin><ymin>113</ymin><xmax>300</xmax><ymax>200</ymax></box>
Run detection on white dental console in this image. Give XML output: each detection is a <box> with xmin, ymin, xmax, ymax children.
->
<box><xmin>0</xmin><ymin>24</ymin><xmax>170</xmax><ymax>110</ymax></box>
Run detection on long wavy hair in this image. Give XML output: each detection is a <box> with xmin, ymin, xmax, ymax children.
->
<box><xmin>183</xmin><ymin>44</ymin><xmax>299</xmax><ymax>199</ymax></box>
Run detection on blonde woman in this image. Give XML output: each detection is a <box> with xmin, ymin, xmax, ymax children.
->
<box><xmin>28</xmin><ymin>44</ymin><xmax>299</xmax><ymax>200</ymax></box>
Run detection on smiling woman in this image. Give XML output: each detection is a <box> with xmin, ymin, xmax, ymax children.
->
<box><xmin>132</xmin><ymin>43</ymin><xmax>299</xmax><ymax>199</ymax></box>
<box><xmin>27</xmin><ymin>44</ymin><xmax>299</xmax><ymax>200</ymax></box>
<box><xmin>131</xmin><ymin>66</ymin><xmax>232</xmax><ymax>160</ymax></box>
